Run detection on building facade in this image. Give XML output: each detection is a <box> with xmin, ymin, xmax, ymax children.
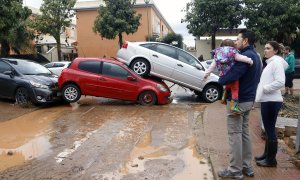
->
<box><xmin>74</xmin><ymin>0</ymin><xmax>173</xmax><ymax>58</ymax></box>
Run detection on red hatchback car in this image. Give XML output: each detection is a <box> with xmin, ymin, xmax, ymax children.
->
<box><xmin>58</xmin><ymin>58</ymin><xmax>172</xmax><ymax>105</ymax></box>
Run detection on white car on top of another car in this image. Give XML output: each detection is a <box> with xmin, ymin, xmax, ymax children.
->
<box><xmin>117</xmin><ymin>41</ymin><xmax>222</xmax><ymax>103</ymax></box>
<box><xmin>44</xmin><ymin>61</ymin><xmax>71</xmax><ymax>76</ymax></box>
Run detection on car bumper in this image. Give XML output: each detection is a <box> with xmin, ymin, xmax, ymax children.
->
<box><xmin>157</xmin><ymin>91</ymin><xmax>173</xmax><ymax>105</ymax></box>
<box><xmin>30</xmin><ymin>87</ymin><xmax>61</xmax><ymax>103</ymax></box>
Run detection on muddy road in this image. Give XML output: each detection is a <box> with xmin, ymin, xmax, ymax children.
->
<box><xmin>0</xmin><ymin>86</ymin><xmax>214</xmax><ymax>180</ymax></box>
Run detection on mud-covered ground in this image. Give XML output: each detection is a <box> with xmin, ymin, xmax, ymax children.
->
<box><xmin>0</xmin><ymin>86</ymin><xmax>214</xmax><ymax>180</ymax></box>
<box><xmin>279</xmin><ymin>94</ymin><xmax>299</xmax><ymax>119</ymax></box>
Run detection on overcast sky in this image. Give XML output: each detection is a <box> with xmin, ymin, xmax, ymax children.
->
<box><xmin>23</xmin><ymin>0</ymin><xmax>195</xmax><ymax>46</ymax></box>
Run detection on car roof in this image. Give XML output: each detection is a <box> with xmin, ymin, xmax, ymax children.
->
<box><xmin>45</xmin><ymin>61</ymin><xmax>71</xmax><ymax>64</ymax></box>
<box><xmin>74</xmin><ymin>57</ymin><xmax>123</xmax><ymax>65</ymax></box>
<box><xmin>1</xmin><ymin>58</ymin><xmax>34</xmax><ymax>64</ymax></box>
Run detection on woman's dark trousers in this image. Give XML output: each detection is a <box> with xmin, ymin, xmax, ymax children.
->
<box><xmin>256</xmin><ymin>102</ymin><xmax>282</xmax><ymax>167</ymax></box>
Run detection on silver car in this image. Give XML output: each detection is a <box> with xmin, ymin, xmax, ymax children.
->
<box><xmin>117</xmin><ymin>41</ymin><xmax>222</xmax><ymax>102</ymax></box>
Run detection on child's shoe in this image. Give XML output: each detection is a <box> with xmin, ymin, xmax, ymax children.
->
<box><xmin>221</xmin><ymin>90</ymin><xmax>227</xmax><ymax>105</ymax></box>
<box><xmin>231</xmin><ymin>101</ymin><xmax>242</xmax><ymax>115</ymax></box>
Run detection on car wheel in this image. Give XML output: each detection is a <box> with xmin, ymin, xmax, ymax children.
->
<box><xmin>62</xmin><ymin>84</ymin><xmax>81</xmax><ymax>103</ymax></box>
<box><xmin>15</xmin><ymin>87</ymin><xmax>31</xmax><ymax>107</ymax></box>
<box><xmin>139</xmin><ymin>91</ymin><xmax>157</xmax><ymax>106</ymax></box>
<box><xmin>131</xmin><ymin>59</ymin><xmax>150</xmax><ymax>76</ymax></box>
<box><xmin>202</xmin><ymin>85</ymin><xmax>221</xmax><ymax>103</ymax></box>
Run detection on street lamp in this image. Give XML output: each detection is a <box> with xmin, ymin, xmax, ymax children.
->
<box><xmin>144</xmin><ymin>0</ymin><xmax>150</xmax><ymax>41</ymax></box>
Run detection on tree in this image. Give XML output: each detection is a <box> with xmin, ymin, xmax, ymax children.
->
<box><xmin>184</xmin><ymin>0</ymin><xmax>243</xmax><ymax>50</ymax></box>
<box><xmin>162</xmin><ymin>33</ymin><xmax>183</xmax><ymax>49</ymax></box>
<box><xmin>93</xmin><ymin>0</ymin><xmax>141</xmax><ymax>48</ymax></box>
<box><xmin>243</xmin><ymin>0</ymin><xmax>300</xmax><ymax>45</ymax></box>
<box><xmin>32</xmin><ymin>0</ymin><xmax>76</xmax><ymax>61</ymax></box>
<box><xmin>0</xmin><ymin>0</ymin><xmax>33</xmax><ymax>57</ymax></box>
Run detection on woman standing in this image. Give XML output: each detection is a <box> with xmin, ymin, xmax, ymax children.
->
<box><xmin>255</xmin><ymin>41</ymin><xmax>288</xmax><ymax>167</ymax></box>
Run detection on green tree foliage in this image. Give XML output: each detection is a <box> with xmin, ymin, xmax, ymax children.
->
<box><xmin>93</xmin><ymin>0</ymin><xmax>141</xmax><ymax>48</ymax></box>
<box><xmin>243</xmin><ymin>0</ymin><xmax>300</xmax><ymax>45</ymax></box>
<box><xmin>184</xmin><ymin>0</ymin><xmax>243</xmax><ymax>50</ymax></box>
<box><xmin>32</xmin><ymin>0</ymin><xmax>76</xmax><ymax>61</ymax></box>
<box><xmin>162</xmin><ymin>33</ymin><xmax>183</xmax><ymax>49</ymax></box>
<box><xmin>0</xmin><ymin>0</ymin><xmax>33</xmax><ymax>57</ymax></box>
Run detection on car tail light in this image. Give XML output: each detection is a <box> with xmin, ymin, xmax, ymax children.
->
<box><xmin>122</xmin><ymin>42</ymin><xmax>128</xmax><ymax>49</ymax></box>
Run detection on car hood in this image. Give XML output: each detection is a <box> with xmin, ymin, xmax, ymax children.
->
<box><xmin>25</xmin><ymin>74</ymin><xmax>58</xmax><ymax>85</ymax></box>
<box><xmin>139</xmin><ymin>77</ymin><xmax>169</xmax><ymax>89</ymax></box>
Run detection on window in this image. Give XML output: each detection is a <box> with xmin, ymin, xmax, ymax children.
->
<box><xmin>102</xmin><ymin>62</ymin><xmax>129</xmax><ymax>79</ymax></box>
<box><xmin>78</xmin><ymin>61</ymin><xmax>100</xmax><ymax>74</ymax></box>
<box><xmin>0</xmin><ymin>61</ymin><xmax>12</xmax><ymax>73</ymax></box>
<box><xmin>54</xmin><ymin>63</ymin><xmax>67</xmax><ymax>68</ymax></box>
<box><xmin>140</xmin><ymin>43</ymin><xmax>156</xmax><ymax>51</ymax></box>
<box><xmin>155</xmin><ymin>45</ymin><xmax>177</xmax><ymax>59</ymax></box>
<box><xmin>44</xmin><ymin>63</ymin><xmax>54</xmax><ymax>68</ymax></box>
<box><xmin>177</xmin><ymin>50</ymin><xmax>199</xmax><ymax>66</ymax></box>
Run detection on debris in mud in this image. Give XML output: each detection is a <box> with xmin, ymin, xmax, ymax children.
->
<box><xmin>7</xmin><ymin>151</ymin><xmax>13</xmax><ymax>156</ymax></box>
<box><xmin>138</xmin><ymin>156</ymin><xmax>144</xmax><ymax>160</ymax></box>
<box><xmin>278</xmin><ymin>95</ymin><xmax>299</xmax><ymax>119</ymax></box>
<box><xmin>131</xmin><ymin>164</ymin><xmax>138</xmax><ymax>167</ymax></box>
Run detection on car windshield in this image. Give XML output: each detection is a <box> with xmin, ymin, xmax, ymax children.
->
<box><xmin>8</xmin><ymin>60</ymin><xmax>52</xmax><ymax>75</ymax></box>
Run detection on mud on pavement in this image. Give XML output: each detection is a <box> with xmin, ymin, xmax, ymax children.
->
<box><xmin>0</xmin><ymin>97</ymin><xmax>213</xmax><ymax>180</ymax></box>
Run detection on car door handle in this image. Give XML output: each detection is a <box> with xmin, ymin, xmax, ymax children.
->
<box><xmin>98</xmin><ymin>77</ymin><xmax>106</xmax><ymax>81</ymax></box>
<box><xmin>177</xmin><ymin>64</ymin><xmax>183</xmax><ymax>67</ymax></box>
<box><xmin>152</xmin><ymin>54</ymin><xmax>159</xmax><ymax>58</ymax></box>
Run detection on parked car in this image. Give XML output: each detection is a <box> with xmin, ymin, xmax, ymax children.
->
<box><xmin>0</xmin><ymin>58</ymin><xmax>61</xmax><ymax>106</ymax></box>
<box><xmin>201</xmin><ymin>59</ymin><xmax>219</xmax><ymax>75</ymax></box>
<box><xmin>44</xmin><ymin>61</ymin><xmax>71</xmax><ymax>76</ymax></box>
<box><xmin>58</xmin><ymin>58</ymin><xmax>172</xmax><ymax>105</ymax></box>
<box><xmin>117</xmin><ymin>41</ymin><xmax>222</xmax><ymax>102</ymax></box>
<box><xmin>294</xmin><ymin>58</ymin><xmax>300</xmax><ymax>78</ymax></box>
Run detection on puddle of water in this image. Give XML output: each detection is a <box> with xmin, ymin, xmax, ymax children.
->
<box><xmin>0</xmin><ymin>107</ymin><xmax>68</xmax><ymax>171</ymax></box>
<box><xmin>171</xmin><ymin>146</ymin><xmax>212</xmax><ymax>180</ymax></box>
<box><xmin>0</xmin><ymin>135</ymin><xmax>52</xmax><ymax>171</ymax></box>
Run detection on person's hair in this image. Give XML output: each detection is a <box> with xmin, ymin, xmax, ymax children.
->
<box><xmin>239</xmin><ymin>29</ymin><xmax>256</xmax><ymax>45</ymax></box>
<box><xmin>266</xmin><ymin>41</ymin><xmax>281</xmax><ymax>55</ymax></box>
<box><xmin>220</xmin><ymin>39</ymin><xmax>235</xmax><ymax>47</ymax></box>
<box><xmin>284</xmin><ymin>46</ymin><xmax>291</xmax><ymax>52</ymax></box>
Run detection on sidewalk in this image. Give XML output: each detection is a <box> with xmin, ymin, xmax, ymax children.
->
<box><xmin>198</xmin><ymin>102</ymin><xmax>300</xmax><ymax>180</ymax></box>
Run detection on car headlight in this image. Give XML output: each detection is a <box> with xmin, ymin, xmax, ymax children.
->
<box><xmin>30</xmin><ymin>81</ymin><xmax>48</xmax><ymax>89</ymax></box>
<box><xmin>156</xmin><ymin>84</ymin><xmax>168</xmax><ymax>92</ymax></box>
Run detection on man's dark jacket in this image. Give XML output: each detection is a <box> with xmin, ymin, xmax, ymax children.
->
<box><xmin>218</xmin><ymin>45</ymin><xmax>261</xmax><ymax>103</ymax></box>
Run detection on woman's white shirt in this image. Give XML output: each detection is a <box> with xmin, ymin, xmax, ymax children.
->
<box><xmin>255</xmin><ymin>55</ymin><xmax>288</xmax><ymax>102</ymax></box>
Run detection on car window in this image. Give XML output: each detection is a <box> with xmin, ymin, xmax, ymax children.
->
<box><xmin>8</xmin><ymin>60</ymin><xmax>51</xmax><ymax>75</ymax></box>
<box><xmin>295</xmin><ymin>58</ymin><xmax>300</xmax><ymax>65</ymax></box>
<box><xmin>102</xmin><ymin>62</ymin><xmax>129</xmax><ymax>79</ymax></box>
<box><xmin>54</xmin><ymin>63</ymin><xmax>66</xmax><ymax>68</ymax></box>
<box><xmin>0</xmin><ymin>61</ymin><xmax>12</xmax><ymax>73</ymax></box>
<box><xmin>78</xmin><ymin>61</ymin><xmax>101</xmax><ymax>74</ymax></box>
<box><xmin>177</xmin><ymin>50</ymin><xmax>199</xmax><ymax>66</ymax></box>
<box><xmin>44</xmin><ymin>63</ymin><xmax>54</xmax><ymax>68</ymax></box>
<box><xmin>140</xmin><ymin>44</ymin><xmax>156</xmax><ymax>51</ymax></box>
<box><xmin>155</xmin><ymin>45</ymin><xmax>177</xmax><ymax>59</ymax></box>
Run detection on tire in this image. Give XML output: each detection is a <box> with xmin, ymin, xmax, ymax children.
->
<box><xmin>201</xmin><ymin>85</ymin><xmax>221</xmax><ymax>103</ymax></box>
<box><xmin>15</xmin><ymin>87</ymin><xmax>31</xmax><ymax>107</ymax></box>
<box><xmin>130</xmin><ymin>58</ymin><xmax>150</xmax><ymax>77</ymax></box>
<box><xmin>139</xmin><ymin>91</ymin><xmax>157</xmax><ymax>106</ymax></box>
<box><xmin>62</xmin><ymin>84</ymin><xmax>81</xmax><ymax>103</ymax></box>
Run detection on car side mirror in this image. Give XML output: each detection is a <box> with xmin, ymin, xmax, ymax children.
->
<box><xmin>3</xmin><ymin>70</ymin><xmax>14</xmax><ymax>78</ymax></box>
<box><xmin>195</xmin><ymin>64</ymin><xmax>203</xmax><ymax>70</ymax></box>
<box><xmin>127</xmin><ymin>75</ymin><xmax>137</xmax><ymax>81</ymax></box>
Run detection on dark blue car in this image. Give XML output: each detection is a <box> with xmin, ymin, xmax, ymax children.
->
<box><xmin>0</xmin><ymin>58</ymin><xmax>61</xmax><ymax>106</ymax></box>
